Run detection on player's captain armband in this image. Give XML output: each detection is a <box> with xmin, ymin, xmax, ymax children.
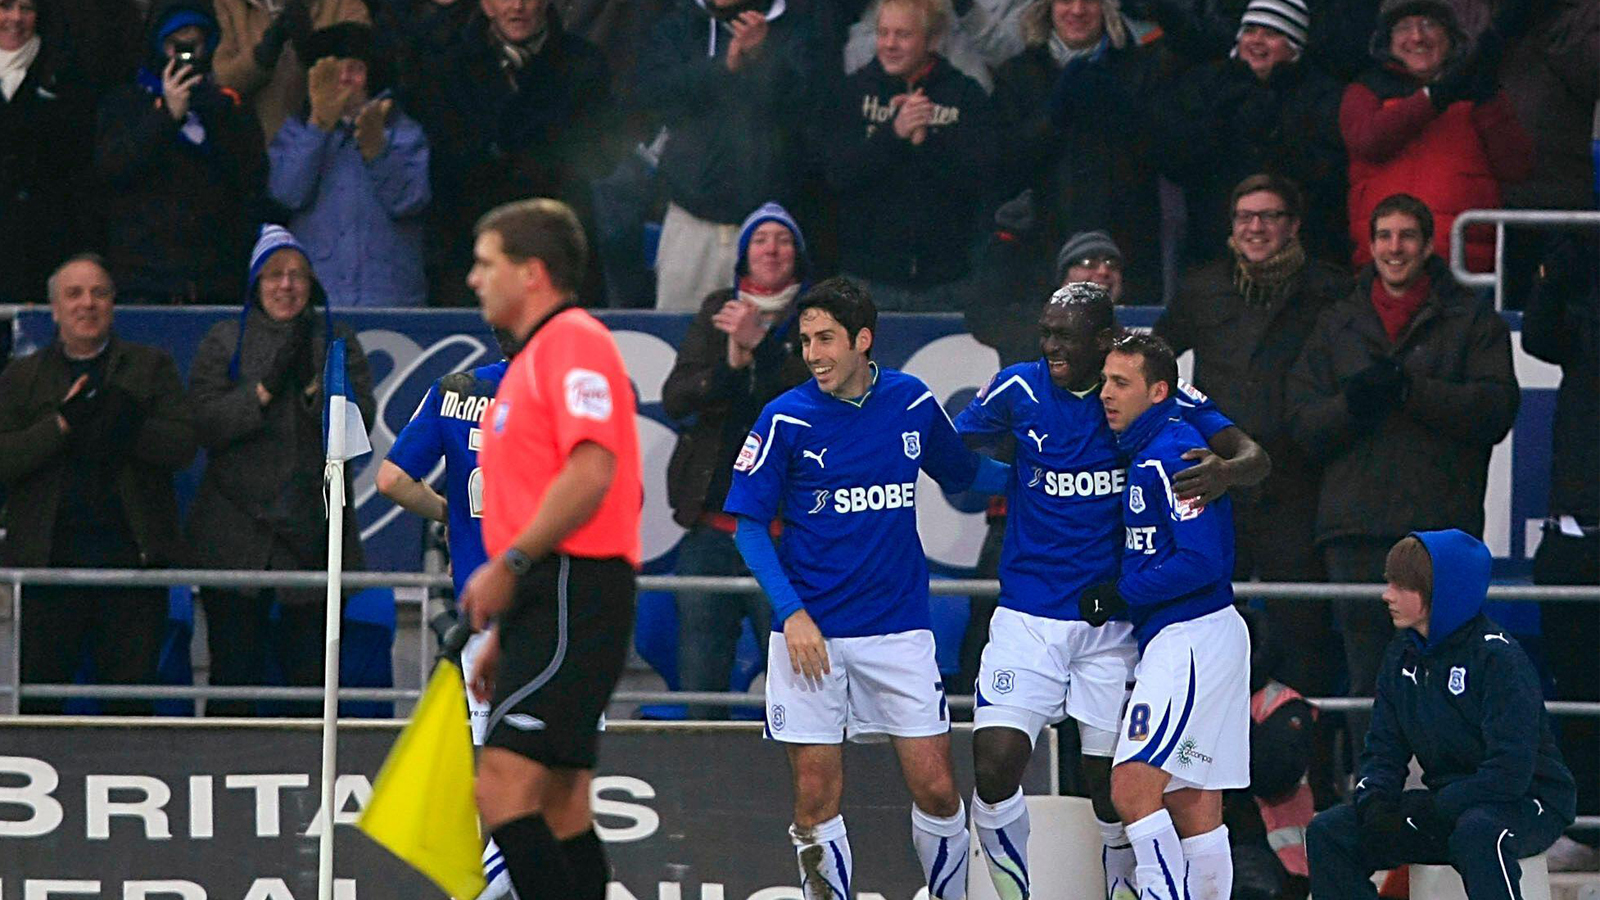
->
<box><xmin>564</xmin><ymin>368</ymin><xmax>613</xmax><ymax>421</ymax></box>
<box><xmin>734</xmin><ymin>432</ymin><xmax>761</xmax><ymax>473</ymax></box>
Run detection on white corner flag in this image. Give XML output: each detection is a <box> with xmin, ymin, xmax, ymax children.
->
<box><xmin>317</xmin><ymin>335</ymin><xmax>370</xmax><ymax>900</ymax></box>
<box><xmin>323</xmin><ymin>337</ymin><xmax>372</xmax><ymax>463</ymax></box>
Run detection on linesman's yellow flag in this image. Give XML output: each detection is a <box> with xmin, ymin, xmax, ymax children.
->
<box><xmin>359</xmin><ymin>661</ymin><xmax>487</xmax><ymax>899</ymax></box>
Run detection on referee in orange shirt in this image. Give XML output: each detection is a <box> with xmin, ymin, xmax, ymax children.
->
<box><xmin>459</xmin><ymin>199</ymin><xmax>642</xmax><ymax>900</ymax></box>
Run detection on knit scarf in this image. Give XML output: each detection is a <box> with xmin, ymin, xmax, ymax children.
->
<box><xmin>0</xmin><ymin>35</ymin><xmax>40</xmax><ymax>101</ymax></box>
<box><xmin>1230</xmin><ymin>236</ymin><xmax>1306</xmax><ymax>308</ymax></box>
<box><xmin>739</xmin><ymin>281</ymin><xmax>800</xmax><ymax>314</ymax></box>
<box><xmin>1371</xmin><ymin>271</ymin><xmax>1431</xmax><ymax>342</ymax></box>
<box><xmin>494</xmin><ymin>26</ymin><xmax>548</xmax><ymax>72</ymax></box>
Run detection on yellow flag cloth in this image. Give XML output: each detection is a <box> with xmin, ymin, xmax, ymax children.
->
<box><xmin>358</xmin><ymin>662</ymin><xmax>487</xmax><ymax>900</ymax></box>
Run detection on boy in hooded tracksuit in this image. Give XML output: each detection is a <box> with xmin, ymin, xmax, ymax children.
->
<box><xmin>1307</xmin><ymin>530</ymin><xmax>1576</xmax><ymax>900</ymax></box>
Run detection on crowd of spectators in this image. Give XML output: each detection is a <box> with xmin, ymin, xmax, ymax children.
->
<box><xmin>0</xmin><ymin>0</ymin><xmax>1597</xmax><ymax>883</ymax></box>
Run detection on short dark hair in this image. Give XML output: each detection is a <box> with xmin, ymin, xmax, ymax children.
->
<box><xmin>1385</xmin><ymin>536</ymin><xmax>1434</xmax><ymax>605</ymax></box>
<box><xmin>1369</xmin><ymin>193</ymin><xmax>1434</xmax><ymax>243</ymax></box>
<box><xmin>475</xmin><ymin>198</ymin><xmax>588</xmax><ymax>294</ymax></box>
<box><xmin>1108</xmin><ymin>331</ymin><xmax>1179</xmax><ymax>395</ymax></box>
<box><xmin>1043</xmin><ymin>281</ymin><xmax>1116</xmax><ymax>335</ymax></box>
<box><xmin>797</xmin><ymin>276</ymin><xmax>878</xmax><ymax>353</ymax></box>
<box><xmin>1230</xmin><ymin>173</ymin><xmax>1304</xmax><ymax>221</ymax></box>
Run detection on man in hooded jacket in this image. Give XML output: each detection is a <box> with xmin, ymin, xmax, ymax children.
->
<box><xmin>1306</xmin><ymin>529</ymin><xmax>1575</xmax><ymax>899</ymax></box>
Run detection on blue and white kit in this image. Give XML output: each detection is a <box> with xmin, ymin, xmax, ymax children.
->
<box><xmin>386</xmin><ymin>360</ymin><xmax>506</xmax><ymax>744</ymax></box>
<box><xmin>724</xmin><ymin>365</ymin><xmax>987</xmax><ymax>743</ymax></box>
<box><xmin>1109</xmin><ymin>397</ymin><xmax>1249</xmax><ymax>791</ymax></box>
<box><xmin>955</xmin><ymin>361</ymin><xmax>1232</xmax><ymax>751</ymax></box>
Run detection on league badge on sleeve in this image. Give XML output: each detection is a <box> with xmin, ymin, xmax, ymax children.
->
<box><xmin>1448</xmin><ymin>666</ymin><xmax>1467</xmax><ymax>695</ymax></box>
<box><xmin>564</xmin><ymin>368</ymin><xmax>613</xmax><ymax>421</ymax></box>
<box><xmin>734</xmin><ymin>432</ymin><xmax>762</xmax><ymax>473</ymax></box>
<box><xmin>902</xmin><ymin>431</ymin><xmax>922</xmax><ymax>460</ymax></box>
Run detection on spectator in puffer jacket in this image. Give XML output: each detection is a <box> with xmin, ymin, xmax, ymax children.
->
<box><xmin>268</xmin><ymin>23</ymin><xmax>429</xmax><ymax>307</ymax></box>
<box><xmin>1339</xmin><ymin>0</ymin><xmax>1532</xmax><ymax>273</ymax></box>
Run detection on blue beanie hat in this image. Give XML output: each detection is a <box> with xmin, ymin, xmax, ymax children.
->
<box><xmin>734</xmin><ymin>202</ymin><xmax>810</xmax><ymax>292</ymax></box>
<box><xmin>153</xmin><ymin>9</ymin><xmax>219</xmax><ymax>56</ymax></box>
<box><xmin>249</xmin><ymin>224</ymin><xmax>309</xmax><ymax>293</ymax></box>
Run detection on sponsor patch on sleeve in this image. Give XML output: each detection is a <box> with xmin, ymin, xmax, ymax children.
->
<box><xmin>563</xmin><ymin>368</ymin><xmax>613</xmax><ymax>421</ymax></box>
<box><xmin>1176</xmin><ymin>378</ymin><xmax>1209</xmax><ymax>405</ymax></box>
<box><xmin>1172</xmin><ymin>493</ymin><xmax>1203</xmax><ymax>521</ymax></box>
<box><xmin>734</xmin><ymin>432</ymin><xmax>762</xmax><ymax>473</ymax></box>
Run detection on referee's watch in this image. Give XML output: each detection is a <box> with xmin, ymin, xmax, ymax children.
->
<box><xmin>502</xmin><ymin>548</ymin><xmax>535</xmax><ymax>576</ymax></box>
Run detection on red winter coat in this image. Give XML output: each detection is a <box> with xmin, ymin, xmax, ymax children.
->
<box><xmin>1341</xmin><ymin>67</ymin><xmax>1534</xmax><ymax>273</ymax></box>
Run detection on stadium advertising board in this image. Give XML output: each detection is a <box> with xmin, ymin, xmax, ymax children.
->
<box><xmin>10</xmin><ymin>307</ymin><xmax>1559</xmax><ymax>574</ymax></box>
<box><xmin>0</xmin><ymin>721</ymin><xmax>1052</xmax><ymax>899</ymax></box>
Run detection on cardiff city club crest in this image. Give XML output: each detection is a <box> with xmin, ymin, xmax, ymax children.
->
<box><xmin>992</xmin><ymin>670</ymin><xmax>1016</xmax><ymax>694</ymax></box>
<box><xmin>771</xmin><ymin>705</ymin><xmax>786</xmax><ymax>731</ymax></box>
<box><xmin>902</xmin><ymin>431</ymin><xmax>922</xmax><ymax>460</ymax></box>
<box><xmin>1129</xmin><ymin>485</ymin><xmax>1145</xmax><ymax>514</ymax></box>
<box><xmin>1448</xmin><ymin>666</ymin><xmax>1467</xmax><ymax>695</ymax></box>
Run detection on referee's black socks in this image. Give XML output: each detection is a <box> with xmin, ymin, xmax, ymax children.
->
<box><xmin>492</xmin><ymin>814</ymin><xmax>573</xmax><ymax>899</ymax></box>
<box><xmin>491</xmin><ymin>816</ymin><xmax>609</xmax><ymax>900</ymax></box>
<box><xmin>561</xmin><ymin>828</ymin><xmax>610</xmax><ymax>900</ymax></box>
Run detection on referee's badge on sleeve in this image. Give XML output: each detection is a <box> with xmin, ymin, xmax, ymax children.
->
<box><xmin>734</xmin><ymin>432</ymin><xmax>761</xmax><ymax>473</ymax></box>
<box><xmin>564</xmin><ymin>368</ymin><xmax>613</xmax><ymax>421</ymax></box>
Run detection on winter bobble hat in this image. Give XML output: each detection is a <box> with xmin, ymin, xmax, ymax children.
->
<box><xmin>1238</xmin><ymin>0</ymin><xmax>1310</xmax><ymax>52</ymax></box>
<box><xmin>1055</xmin><ymin>230</ymin><xmax>1123</xmax><ymax>284</ymax></box>
<box><xmin>248</xmin><ymin>224</ymin><xmax>308</xmax><ymax>293</ymax></box>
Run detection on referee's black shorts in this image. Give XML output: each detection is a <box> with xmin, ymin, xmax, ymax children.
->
<box><xmin>484</xmin><ymin>553</ymin><xmax>636</xmax><ymax>769</ymax></box>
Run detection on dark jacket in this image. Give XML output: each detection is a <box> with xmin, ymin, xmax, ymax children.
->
<box><xmin>186</xmin><ymin>305</ymin><xmax>374</xmax><ymax>598</ymax></box>
<box><xmin>415</xmin><ymin>14</ymin><xmax>613</xmax><ymax>306</ymax></box>
<box><xmin>662</xmin><ymin>291</ymin><xmax>810</xmax><ymax>526</ymax></box>
<box><xmin>93</xmin><ymin>0</ymin><xmax>267</xmax><ymax>303</ymax></box>
<box><xmin>1287</xmin><ymin>256</ymin><xmax>1519</xmax><ymax>544</ymax></box>
<box><xmin>0</xmin><ymin>335</ymin><xmax>197</xmax><ymax>566</ymax></box>
<box><xmin>1157</xmin><ymin>254</ymin><xmax>1349</xmax><ymax>526</ymax></box>
<box><xmin>1521</xmin><ymin>236</ymin><xmax>1598</xmax><ymax>522</ymax></box>
<box><xmin>990</xmin><ymin>40</ymin><xmax>1172</xmax><ymax>304</ymax></box>
<box><xmin>636</xmin><ymin>0</ymin><xmax>819</xmax><ymax>225</ymax></box>
<box><xmin>1157</xmin><ymin>57</ymin><xmax>1348</xmax><ymax>265</ymax></box>
<box><xmin>1497</xmin><ymin>0</ymin><xmax>1597</xmax><ymax>214</ymax></box>
<box><xmin>826</xmin><ymin>55</ymin><xmax>996</xmax><ymax>288</ymax></box>
<box><xmin>1354</xmin><ymin>529</ymin><xmax>1576</xmax><ymax>826</ymax></box>
<box><xmin>0</xmin><ymin>37</ymin><xmax>94</xmax><ymax>304</ymax></box>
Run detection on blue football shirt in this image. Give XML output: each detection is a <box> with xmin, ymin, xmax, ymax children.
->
<box><xmin>386</xmin><ymin>361</ymin><xmax>508</xmax><ymax>597</ymax></box>
<box><xmin>723</xmin><ymin>365</ymin><xmax>980</xmax><ymax>638</ymax></box>
<box><xmin>954</xmin><ymin>360</ymin><xmax>1232</xmax><ymax>620</ymax></box>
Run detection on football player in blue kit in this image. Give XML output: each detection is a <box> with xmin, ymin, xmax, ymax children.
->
<box><xmin>954</xmin><ymin>283</ymin><xmax>1267</xmax><ymax>900</ymax></box>
<box><xmin>376</xmin><ymin>327</ymin><xmax>521</xmax><ymax>900</ymax></box>
<box><xmin>1080</xmin><ymin>332</ymin><xmax>1250</xmax><ymax>900</ymax></box>
<box><xmin>725</xmin><ymin>278</ymin><xmax>1010</xmax><ymax>900</ymax></box>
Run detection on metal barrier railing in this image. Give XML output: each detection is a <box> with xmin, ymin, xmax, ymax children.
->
<box><xmin>1449</xmin><ymin>208</ymin><xmax>1600</xmax><ymax>310</ymax></box>
<box><xmin>3</xmin><ymin>568</ymin><xmax>1596</xmax><ymax>707</ymax></box>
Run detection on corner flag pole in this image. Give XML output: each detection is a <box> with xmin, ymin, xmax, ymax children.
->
<box><xmin>318</xmin><ymin>382</ymin><xmax>349</xmax><ymax>900</ymax></box>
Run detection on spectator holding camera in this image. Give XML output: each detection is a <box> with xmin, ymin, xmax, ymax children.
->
<box><xmin>186</xmin><ymin>225</ymin><xmax>374</xmax><ymax>716</ymax></box>
<box><xmin>268</xmin><ymin>23</ymin><xmax>429</xmax><ymax>307</ymax></box>
<box><xmin>212</xmin><ymin>0</ymin><xmax>368</xmax><ymax>144</ymax></box>
<box><xmin>0</xmin><ymin>254</ymin><xmax>196</xmax><ymax>715</ymax></box>
<box><xmin>94</xmin><ymin>0</ymin><xmax>266</xmax><ymax>304</ymax></box>
<box><xmin>1288</xmin><ymin>193</ymin><xmax>1517</xmax><ymax>734</ymax></box>
<box><xmin>1340</xmin><ymin>0</ymin><xmax>1533</xmax><ymax>273</ymax></box>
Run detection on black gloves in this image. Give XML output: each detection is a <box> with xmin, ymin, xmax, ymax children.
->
<box><xmin>1357</xmin><ymin>790</ymin><xmax>1449</xmax><ymax>858</ymax></box>
<box><xmin>1079</xmin><ymin>581</ymin><xmax>1126</xmax><ymax>627</ymax></box>
<box><xmin>1344</xmin><ymin>357</ymin><xmax>1408</xmax><ymax>420</ymax></box>
<box><xmin>58</xmin><ymin>382</ymin><xmax>103</xmax><ymax>432</ymax></box>
<box><xmin>260</xmin><ymin>314</ymin><xmax>314</xmax><ymax>397</ymax></box>
<box><xmin>1430</xmin><ymin>31</ymin><xmax>1503</xmax><ymax>111</ymax></box>
<box><xmin>253</xmin><ymin>0</ymin><xmax>312</xmax><ymax>70</ymax></box>
<box><xmin>1400</xmin><ymin>790</ymin><xmax>1449</xmax><ymax>837</ymax></box>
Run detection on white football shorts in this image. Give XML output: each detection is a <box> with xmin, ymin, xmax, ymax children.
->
<box><xmin>765</xmin><ymin>628</ymin><xmax>950</xmax><ymax>744</ymax></box>
<box><xmin>1113</xmin><ymin>605</ymin><xmax>1250</xmax><ymax>791</ymax></box>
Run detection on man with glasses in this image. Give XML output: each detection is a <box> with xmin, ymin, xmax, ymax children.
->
<box><xmin>1154</xmin><ymin>174</ymin><xmax>1348</xmax><ymax>740</ymax></box>
<box><xmin>1056</xmin><ymin>230</ymin><xmax>1125</xmax><ymax>304</ymax></box>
